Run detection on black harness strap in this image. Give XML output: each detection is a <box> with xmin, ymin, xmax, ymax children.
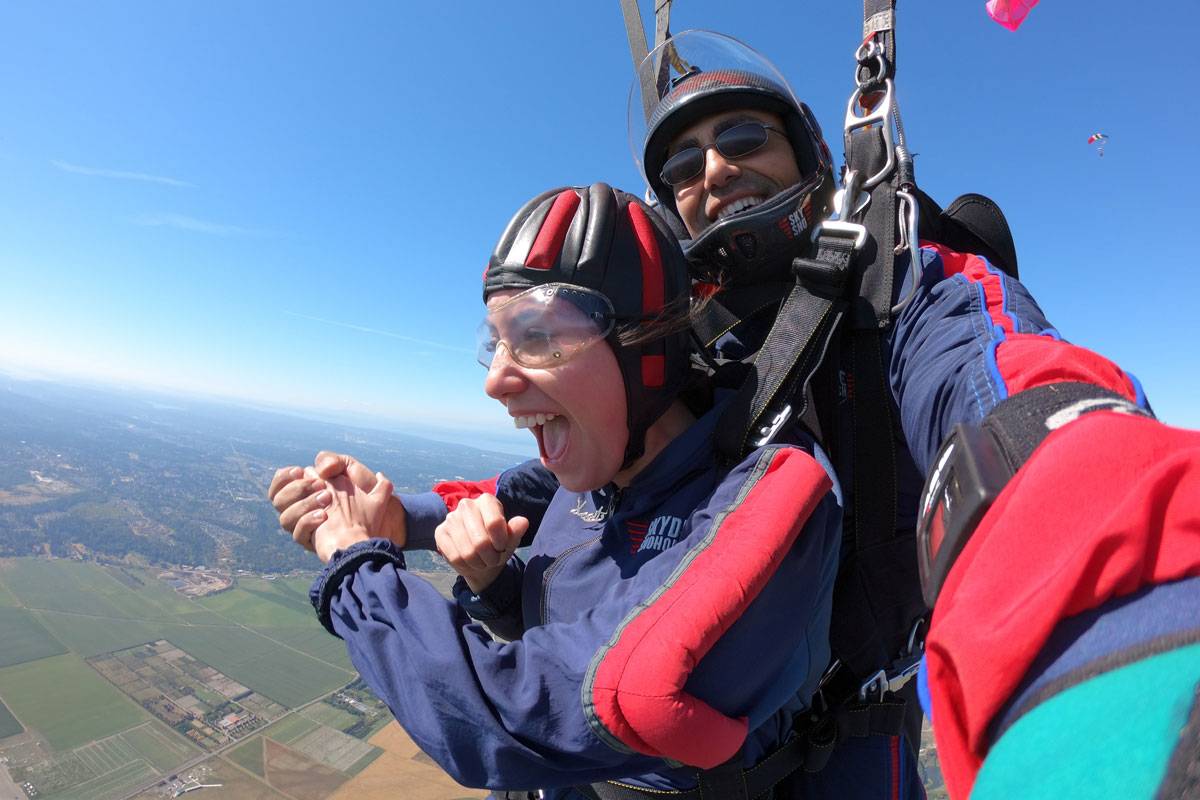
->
<box><xmin>691</xmin><ymin>282</ymin><xmax>792</xmax><ymax>350</ymax></box>
<box><xmin>576</xmin><ymin>694</ymin><xmax>909</xmax><ymax>800</ymax></box>
<box><xmin>714</xmin><ymin>235</ymin><xmax>854</xmax><ymax>461</ymax></box>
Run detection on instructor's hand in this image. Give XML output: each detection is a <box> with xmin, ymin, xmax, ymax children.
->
<box><xmin>312</xmin><ymin>471</ymin><xmax>395</xmax><ymax>563</ymax></box>
<box><xmin>268</xmin><ymin>451</ymin><xmax>406</xmax><ymax>554</ymax></box>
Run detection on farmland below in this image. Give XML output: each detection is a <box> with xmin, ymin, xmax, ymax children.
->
<box><xmin>0</xmin><ymin>558</ymin><xmax>482</xmax><ymax>800</ymax></box>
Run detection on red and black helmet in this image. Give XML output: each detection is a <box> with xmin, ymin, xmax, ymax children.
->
<box><xmin>484</xmin><ymin>182</ymin><xmax>693</xmax><ymax>467</ymax></box>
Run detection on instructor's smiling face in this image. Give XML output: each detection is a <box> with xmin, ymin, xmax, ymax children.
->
<box><xmin>482</xmin><ymin>290</ymin><xmax>628</xmax><ymax>493</ymax></box>
<box><xmin>666</xmin><ymin>109</ymin><xmax>802</xmax><ymax>238</ymax></box>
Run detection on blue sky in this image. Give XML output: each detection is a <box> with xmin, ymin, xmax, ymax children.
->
<box><xmin>1</xmin><ymin>1</ymin><xmax>1196</xmax><ymax>453</ymax></box>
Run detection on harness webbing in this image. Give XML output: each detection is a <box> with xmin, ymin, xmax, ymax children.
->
<box><xmin>713</xmin><ymin>234</ymin><xmax>853</xmax><ymax>459</ymax></box>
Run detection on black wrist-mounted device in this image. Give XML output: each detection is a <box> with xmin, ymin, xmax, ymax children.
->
<box><xmin>916</xmin><ymin>382</ymin><xmax>1152</xmax><ymax>608</ymax></box>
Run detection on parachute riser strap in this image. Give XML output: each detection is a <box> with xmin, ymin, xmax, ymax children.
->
<box><xmin>860</xmin><ymin>0</ymin><xmax>897</xmax><ymax>87</ymax></box>
<box><xmin>617</xmin><ymin>0</ymin><xmax>673</xmax><ymax>122</ymax></box>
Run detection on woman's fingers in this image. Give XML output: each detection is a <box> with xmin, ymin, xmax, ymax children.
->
<box><xmin>292</xmin><ymin>507</ymin><xmax>327</xmax><ymax>552</ymax></box>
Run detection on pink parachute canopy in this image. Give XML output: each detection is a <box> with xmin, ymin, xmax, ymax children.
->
<box><xmin>987</xmin><ymin>0</ymin><xmax>1041</xmax><ymax>31</ymax></box>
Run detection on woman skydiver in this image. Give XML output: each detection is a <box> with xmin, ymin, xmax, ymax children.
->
<box><xmin>303</xmin><ymin>183</ymin><xmax>842</xmax><ymax>798</ymax></box>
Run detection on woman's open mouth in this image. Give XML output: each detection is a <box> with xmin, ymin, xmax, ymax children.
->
<box><xmin>515</xmin><ymin>413</ymin><xmax>569</xmax><ymax>463</ymax></box>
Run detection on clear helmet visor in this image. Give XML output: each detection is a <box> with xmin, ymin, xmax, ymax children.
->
<box><xmin>478</xmin><ymin>284</ymin><xmax>615</xmax><ymax>370</ymax></box>
<box><xmin>628</xmin><ymin>29</ymin><xmax>802</xmax><ymax>194</ymax></box>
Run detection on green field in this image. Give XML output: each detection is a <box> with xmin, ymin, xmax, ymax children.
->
<box><xmin>273</xmin><ymin>576</ymin><xmax>317</xmax><ymax>603</ymax></box>
<box><xmin>45</xmin><ymin>758</ymin><xmax>158</xmax><ymax>800</ymax></box>
<box><xmin>289</xmin><ymin>724</ymin><xmax>379</xmax><ymax>772</ymax></box>
<box><xmin>241</xmin><ymin>584</ymin><xmax>314</xmax><ymax>616</ymax></box>
<box><xmin>199</xmin><ymin>586</ymin><xmax>314</xmax><ymax>627</ymax></box>
<box><xmin>32</xmin><ymin>610</ymin><xmax>163</xmax><ymax>658</ymax></box>
<box><xmin>300</xmin><ymin>700</ymin><xmax>358</xmax><ymax>731</ymax></box>
<box><xmin>0</xmin><ymin>558</ymin><xmax>370</xmax><ymax>793</ymax></box>
<box><xmin>0</xmin><ymin>607</ymin><xmax>67</xmax><ymax>667</ymax></box>
<box><xmin>345</xmin><ymin>747</ymin><xmax>383</xmax><ymax>776</ymax></box>
<box><xmin>121</xmin><ymin>721</ymin><xmax>201</xmax><ymax>770</ymax></box>
<box><xmin>72</xmin><ymin>732</ymin><xmax>143</xmax><ymax>775</ymax></box>
<box><xmin>225</xmin><ymin>735</ymin><xmax>265</xmax><ymax>777</ymax></box>
<box><xmin>0</xmin><ymin>560</ymin><xmax>230</xmax><ymax>627</ymax></box>
<box><xmin>167</xmin><ymin>626</ymin><xmax>353</xmax><ymax>708</ymax></box>
<box><xmin>0</xmin><ymin>697</ymin><xmax>23</xmax><ymax>738</ymax></box>
<box><xmin>0</xmin><ymin>654</ymin><xmax>148</xmax><ymax>750</ymax></box>
<box><xmin>0</xmin><ymin>560</ymin><xmax>138</xmax><ymax>619</ymax></box>
<box><xmin>252</xmin><ymin>625</ymin><xmax>353</xmax><ymax>671</ymax></box>
<box><xmin>0</xmin><ymin>572</ymin><xmax>20</xmax><ymax>607</ymax></box>
<box><xmin>261</xmin><ymin>713</ymin><xmax>320</xmax><ymax>745</ymax></box>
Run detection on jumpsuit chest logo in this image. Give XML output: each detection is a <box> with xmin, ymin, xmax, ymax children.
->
<box><xmin>629</xmin><ymin>515</ymin><xmax>685</xmax><ymax>554</ymax></box>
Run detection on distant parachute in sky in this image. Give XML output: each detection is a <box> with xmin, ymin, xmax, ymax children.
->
<box><xmin>987</xmin><ymin>0</ymin><xmax>1041</xmax><ymax>30</ymax></box>
<box><xmin>1088</xmin><ymin>132</ymin><xmax>1109</xmax><ymax>158</ymax></box>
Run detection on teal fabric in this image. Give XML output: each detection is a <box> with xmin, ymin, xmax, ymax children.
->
<box><xmin>972</xmin><ymin>642</ymin><xmax>1200</xmax><ymax>799</ymax></box>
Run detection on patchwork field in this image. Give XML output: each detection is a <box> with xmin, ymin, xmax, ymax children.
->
<box><xmin>329</xmin><ymin>721</ymin><xmax>487</xmax><ymax>800</ymax></box>
<box><xmin>9</xmin><ymin>721</ymin><xmax>202</xmax><ymax>799</ymax></box>
<box><xmin>166</xmin><ymin>626</ymin><xmax>352</xmax><ymax>709</ymax></box>
<box><xmin>0</xmin><ymin>558</ymin><xmax>467</xmax><ymax>800</ymax></box>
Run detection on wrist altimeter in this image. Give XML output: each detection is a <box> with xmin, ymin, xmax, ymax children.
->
<box><xmin>916</xmin><ymin>382</ymin><xmax>1152</xmax><ymax>608</ymax></box>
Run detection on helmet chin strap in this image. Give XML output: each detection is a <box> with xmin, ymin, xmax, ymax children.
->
<box><xmin>683</xmin><ymin>174</ymin><xmax>831</xmax><ymax>286</ymax></box>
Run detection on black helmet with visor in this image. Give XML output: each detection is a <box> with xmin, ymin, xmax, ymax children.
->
<box><xmin>629</xmin><ymin>30</ymin><xmax>835</xmax><ymax>285</ymax></box>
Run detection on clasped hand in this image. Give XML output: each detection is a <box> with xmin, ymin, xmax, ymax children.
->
<box><xmin>268</xmin><ymin>451</ymin><xmax>404</xmax><ymax>563</ymax></box>
<box><xmin>268</xmin><ymin>453</ymin><xmax>527</xmax><ymax>589</ymax></box>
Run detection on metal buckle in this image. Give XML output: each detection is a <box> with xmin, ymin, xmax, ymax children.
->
<box><xmin>812</xmin><ymin>219</ymin><xmax>868</xmax><ymax>251</ymax></box>
<box><xmin>811</xmin><ymin>169</ymin><xmax>868</xmax><ymax>250</ymax></box>
<box><xmin>753</xmin><ymin>403</ymin><xmax>793</xmax><ymax>447</ymax></box>
<box><xmin>857</xmin><ymin>618</ymin><xmax>927</xmax><ymax>702</ymax></box>
<box><xmin>857</xmin><ymin>657</ymin><xmax>921</xmax><ymax>703</ymax></box>
<box><xmin>854</xmin><ymin>38</ymin><xmax>888</xmax><ymax>90</ymax></box>
<box><xmin>844</xmin><ymin>77</ymin><xmax>896</xmax><ymax>189</ymax></box>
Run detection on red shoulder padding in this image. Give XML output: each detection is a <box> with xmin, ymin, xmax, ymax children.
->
<box><xmin>925</xmin><ymin>413</ymin><xmax>1200</xmax><ymax>798</ymax></box>
<box><xmin>924</xmin><ymin>243</ymin><xmax>1015</xmax><ymax>332</ymax></box>
<box><xmin>995</xmin><ymin>335</ymin><xmax>1137</xmax><ymax>399</ymax></box>
<box><xmin>588</xmin><ymin>448</ymin><xmax>832</xmax><ymax>767</ymax></box>
<box><xmin>923</xmin><ymin>242</ymin><xmax>1138</xmax><ymax>402</ymax></box>
<box><xmin>433</xmin><ymin>476</ymin><xmax>501</xmax><ymax>512</ymax></box>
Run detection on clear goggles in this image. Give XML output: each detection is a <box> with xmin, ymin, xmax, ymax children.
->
<box><xmin>477</xmin><ymin>284</ymin><xmax>616</xmax><ymax>370</ymax></box>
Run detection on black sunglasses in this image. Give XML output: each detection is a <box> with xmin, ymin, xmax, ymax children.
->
<box><xmin>659</xmin><ymin>121</ymin><xmax>784</xmax><ymax>187</ymax></box>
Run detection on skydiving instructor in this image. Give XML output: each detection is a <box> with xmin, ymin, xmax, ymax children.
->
<box><xmin>270</xmin><ymin>30</ymin><xmax>1197</xmax><ymax>800</ymax></box>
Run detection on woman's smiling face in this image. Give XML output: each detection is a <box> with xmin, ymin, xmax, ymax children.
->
<box><xmin>483</xmin><ymin>289</ymin><xmax>628</xmax><ymax>492</ymax></box>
